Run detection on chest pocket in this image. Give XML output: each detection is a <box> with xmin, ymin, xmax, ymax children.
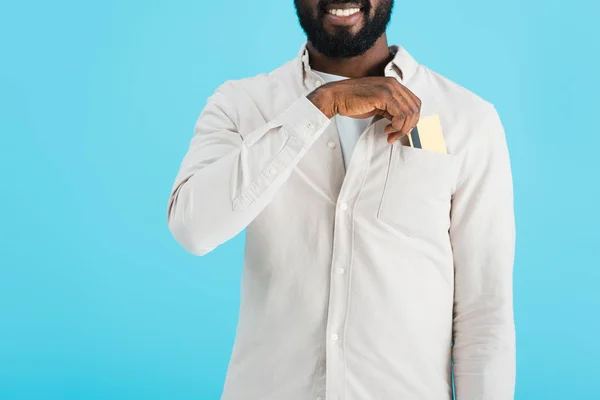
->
<box><xmin>377</xmin><ymin>143</ymin><xmax>457</xmax><ymax>239</ymax></box>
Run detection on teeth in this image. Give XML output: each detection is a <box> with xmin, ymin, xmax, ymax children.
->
<box><xmin>327</xmin><ymin>8</ymin><xmax>361</xmax><ymax>17</ymax></box>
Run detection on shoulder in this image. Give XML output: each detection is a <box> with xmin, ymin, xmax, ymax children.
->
<box><xmin>419</xmin><ymin>65</ymin><xmax>496</xmax><ymax>123</ymax></box>
<box><xmin>214</xmin><ymin>59</ymin><xmax>300</xmax><ymax>101</ymax></box>
<box><xmin>415</xmin><ymin>65</ymin><xmax>502</xmax><ymax>156</ymax></box>
<box><xmin>205</xmin><ymin>59</ymin><xmax>300</xmax><ymax>126</ymax></box>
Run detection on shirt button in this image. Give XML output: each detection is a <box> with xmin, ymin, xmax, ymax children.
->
<box><xmin>268</xmin><ymin>168</ymin><xmax>277</xmax><ymax>175</ymax></box>
<box><xmin>307</xmin><ymin>122</ymin><xmax>315</xmax><ymax>133</ymax></box>
<box><xmin>327</xmin><ymin>141</ymin><xmax>336</xmax><ymax>149</ymax></box>
<box><xmin>331</xmin><ymin>333</ymin><xmax>339</xmax><ymax>341</ymax></box>
<box><xmin>336</xmin><ymin>267</ymin><xmax>345</xmax><ymax>275</ymax></box>
<box><xmin>313</xmin><ymin>80</ymin><xmax>322</xmax><ymax>88</ymax></box>
<box><xmin>340</xmin><ymin>203</ymin><xmax>348</xmax><ymax>211</ymax></box>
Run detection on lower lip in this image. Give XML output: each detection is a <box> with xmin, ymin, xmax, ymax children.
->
<box><xmin>323</xmin><ymin>10</ymin><xmax>364</xmax><ymax>26</ymax></box>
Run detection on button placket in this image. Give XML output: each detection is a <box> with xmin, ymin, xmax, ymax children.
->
<box><xmin>325</xmin><ymin>199</ymin><xmax>358</xmax><ymax>399</ymax></box>
<box><xmin>325</xmin><ymin>195</ymin><xmax>352</xmax><ymax>400</ymax></box>
<box><xmin>324</xmin><ymin>125</ymin><xmax>375</xmax><ymax>400</ymax></box>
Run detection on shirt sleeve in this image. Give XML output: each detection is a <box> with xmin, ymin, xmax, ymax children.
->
<box><xmin>167</xmin><ymin>87</ymin><xmax>331</xmax><ymax>256</ymax></box>
<box><xmin>450</xmin><ymin>105</ymin><xmax>516</xmax><ymax>399</ymax></box>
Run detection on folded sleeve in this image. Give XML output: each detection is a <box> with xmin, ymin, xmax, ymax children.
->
<box><xmin>167</xmin><ymin>86</ymin><xmax>331</xmax><ymax>256</ymax></box>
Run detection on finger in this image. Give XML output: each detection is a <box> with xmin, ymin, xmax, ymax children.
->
<box><xmin>384</xmin><ymin>124</ymin><xmax>396</xmax><ymax>138</ymax></box>
<box><xmin>404</xmin><ymin>87</ymin><xmax>422</xmax><ymax>112</ymax></box>
<box><xmin>390</xmin><ymin>79</ymin><xmax>421</xmax><ymax>111</ymax></box>
<box><xmin>384</xmin><ymin>123</ymin><xmax>402</xmax><ymax>135</ymax></box>
<box><xmin>403</xmin><ymin>92</ymin><xmax>422</xmax><ymax>132</ymax></box>
<box><xmin>380</xmin><ymin>109</ymin><xmax>403</xmax><ymax>135</ymax></box>
<box><xmin>351</xmin><ymin>109</ymin><xmax>380</xmax><ymax>119</ymax></box>
<box><xmin>357</xmin><ymin>108</ymin><xmax>402</xmax><ymax>137</ymax></box>
<box><xmin>384</xmin><ymin>122</ymin><xmax>405</xmax><ymax>136</ymax></box>
<box><xmin>393</xmin><ymin>94</ymin><xmax>420</xmax><ymax>136</ymax></box>
<box><xmin>384</xmin><ymin>111</ymin><xmax>406</xmax><ymax>135</ymax></box>
<box><xmin>374</xmin><ymin>109</ymin><xmax>394</xmax><ymax>122</ymax></box>
<box><xmin>389</xmin><ymin>81</ymin><xmax>422</xmax><ymax>135</ymax></box>
<box><xmin>384</xmin><ymin>98</ymin><xmax>406</xmax><ymax>133</ymax></box>
<box><xmin>392</xmin><ymin>109</ymin><xmax>411</xmax><ymax>137</ymax></box>
<box><xmin>354</xmin><ymin>108</ymin><xmax>390</xmax><ymax>119</ymax></box>
<box><xmin>387</xmin><ymin>131</ymin><xmax>403</xmax><ymax>144</ymax></box>
<box><xmin>367</xmin><ymin>107</ymin><xmax>404</xmax><ymax>136</ymax></box>
<box><xmin>377</xmin><ymin>82</ymin><xmax>411</xmax><ymax>135</ymax></box>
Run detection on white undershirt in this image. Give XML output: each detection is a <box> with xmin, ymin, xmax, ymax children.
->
<box><xmin>313</xmin><ymin>70</ymin><xmax>373</xmax><ymax>170</ymax></box>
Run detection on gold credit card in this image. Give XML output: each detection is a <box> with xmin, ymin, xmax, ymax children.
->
<box><xmin>408</xmin><ymin>114</ymin><xmax>447</xmax><ymax>154</ymax></box>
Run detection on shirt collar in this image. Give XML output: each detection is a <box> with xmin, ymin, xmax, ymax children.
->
<box><xmin>296</xmin><ymin>42</ymin><xmax>419</xmax><ymax>89</ymax></box>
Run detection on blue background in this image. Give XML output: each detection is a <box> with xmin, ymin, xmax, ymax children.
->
<box><xmin>1</xmin><ymin>0</ymin><xmax>599</xmax><ymax>399</ymax></box>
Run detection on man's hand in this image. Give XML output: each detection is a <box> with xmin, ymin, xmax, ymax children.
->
<box><xmin>307</xmin><ymin>77</ymin><xmax>422</xmax><ymax>143</ymax></box>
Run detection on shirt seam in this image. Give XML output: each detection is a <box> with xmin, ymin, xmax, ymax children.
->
<box><xmin>341</xmin><ymin>127</ymin><xmax>375</xmax><ymax>399</ymax></box>
<box><xmin>454</xmin><ymin>104</ymin><xmax>496</xmax><ymax>194</ymax></box>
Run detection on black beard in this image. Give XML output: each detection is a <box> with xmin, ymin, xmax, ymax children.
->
<box><xmin>294</xmin><ymin>0</ymin><xmax>394</xmax><ymax>58</ymax></box>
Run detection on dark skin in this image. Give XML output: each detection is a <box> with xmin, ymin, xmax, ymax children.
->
<box><xmin>304</xmin><ymin>0</ymin><xmax>421</xmax><ymax>143</ymax></box>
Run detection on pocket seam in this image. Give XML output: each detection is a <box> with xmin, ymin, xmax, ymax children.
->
<box><xmin>377</xmin><ymin>142</ymin><xmax>413</xmax><ymax>237</ymax></box>
<box><xmin>377</xmin><ymin>143</ymin><xmax>456</xmax><ymax>238</ymax></box>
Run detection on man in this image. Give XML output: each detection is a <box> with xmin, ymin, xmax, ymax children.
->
<box><xmin>167</xmin><ymin>0</ymin><xmax>516</xmax><ymax>399</ymax></box>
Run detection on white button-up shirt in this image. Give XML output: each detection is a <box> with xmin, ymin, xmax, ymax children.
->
<box><xmin>167</xmin><ymin>43</ymin><xmax>516</xmax><ymax>400</ymax></box>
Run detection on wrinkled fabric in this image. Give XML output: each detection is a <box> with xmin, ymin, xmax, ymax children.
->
<box><xmin>167</xmin><ymin>43</ymin><xmax>516</xmax><ymax>400</ymax></box>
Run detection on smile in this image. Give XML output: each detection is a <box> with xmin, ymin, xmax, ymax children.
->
<box><xmin>326</xmin><ymin>7</ymin><xmax>362</xmax><ymax>17</ymax></box>
<box><xmin>322</xmin><ymin>3</ymin><xmax>365</xmax><ymax>26</ymax></box>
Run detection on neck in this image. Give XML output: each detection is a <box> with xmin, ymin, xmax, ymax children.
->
<box><xmin>307</xmin><ymin>34</ymin><xmax>392</xmax><ymax>78</ymax></box>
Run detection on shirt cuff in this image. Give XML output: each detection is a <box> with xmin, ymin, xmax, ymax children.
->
<box><xmin>273</xmin><ymin>95</ymin><xmax>332</xmax><ymax>145</ymax></box>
